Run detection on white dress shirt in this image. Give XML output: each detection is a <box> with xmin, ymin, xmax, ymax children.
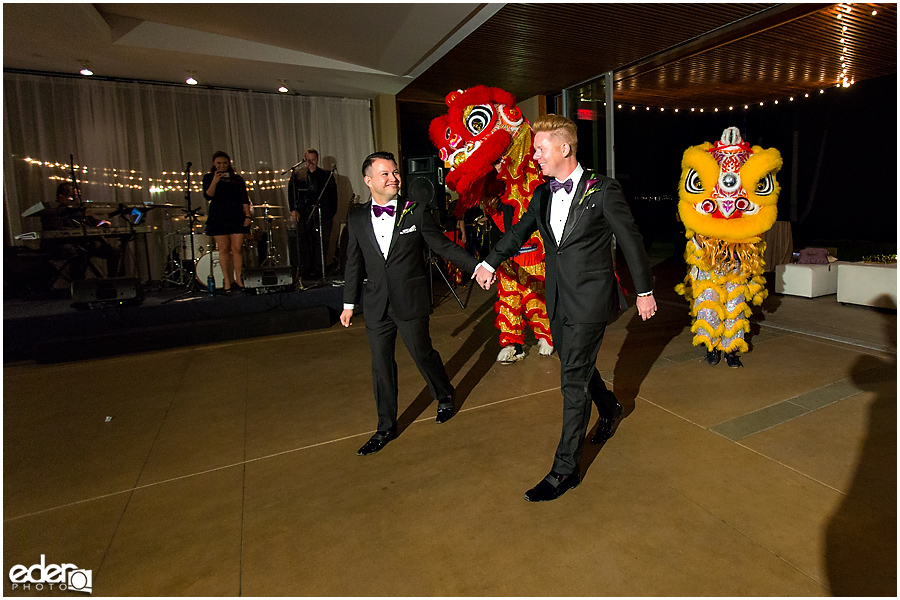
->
<box><xmin>371</xmin><ymin>198</ymin><xmax>398</xmax><ymax>259</ymax></box>
<box><xmin>549</xmin><ymin>163</ymin><xmax>584</xmax><ymax>245</ymax></box>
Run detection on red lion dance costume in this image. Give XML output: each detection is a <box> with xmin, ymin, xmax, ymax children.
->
<box><xmin>675</xmin><ymin>126</ymin><xmax>782</xmax><ymax>367</ymax></box>
<box><xmin>429</xmin><ymin>86</ymin><xmax>553</xmax><ymax>362</ymax></box>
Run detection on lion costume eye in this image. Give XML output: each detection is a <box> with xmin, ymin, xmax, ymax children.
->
<box><xmin>685</xmin><ymin>169</ymin><xmax>704</xmax><ymax>194</ymax></box>
<box><xmin>465</xmin><ymin>105</ymin><xmax>493</xmax><ymax>135</ymax></box>
<box><xmin>756</xmin><ymin>174</ymin><xmax>775</xmax><ymax>195</ymax></box>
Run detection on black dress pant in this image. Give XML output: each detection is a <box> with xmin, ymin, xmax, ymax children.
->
<box><xmin>365</xmin><ymin>305</ymin><xmax>454</xmax><ymax>432</ymax></box>
<box><xmin>548</xmin><ymin>313</ymin><xmax>609</xmax><ymax>475</ymax></box>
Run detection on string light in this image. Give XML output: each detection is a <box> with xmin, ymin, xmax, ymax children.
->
<box><xmin>23</xmin><ymin>157</ymin><xmax>294</xmax><ymax>195</ymax></box>
<box><xmin>602</xmin><ymin>82</ymin><xmax>849</xmax><ymax>116</ymax></box>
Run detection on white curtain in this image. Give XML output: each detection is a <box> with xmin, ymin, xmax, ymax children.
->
<box><xmin>4</xmin><ymin>72</ymin><xmax>374</xmax><ymax>279</ymax></box>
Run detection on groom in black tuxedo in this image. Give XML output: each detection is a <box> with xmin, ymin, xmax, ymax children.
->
<box><xmin>475</xmin><ymin>115</ymin><xmax>658</xmax><ymax>502</ymax></box>
<box><xmin>341</xmin><ymin>152</ymin><xmax>478</xmax><ymax>455</ymax></box>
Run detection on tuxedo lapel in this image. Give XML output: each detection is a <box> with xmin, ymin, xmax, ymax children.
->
<box><xmin>360</xmin><ymin>200</ymin><xmax>380</xmax><ymax>254</ymax></box>
<box><xmin>559</xmin><ymin>176</ymin><xmax>590</xmax><ymax>247</ymax></box>
<box><xmin>538</xmin><ymin>186</ymin><xmax>556</xmax><ymax>249</ymax></box>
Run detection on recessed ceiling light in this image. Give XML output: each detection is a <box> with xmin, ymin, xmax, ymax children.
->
<box><xmin>186</xmin><ymin>76</ymin><xmax>198</xmax><ymax>85</ymax></box>
<box><xmin>78</xmin><ymin>60</ymin><xmax>93</xmax><ymax>76</ymax></box>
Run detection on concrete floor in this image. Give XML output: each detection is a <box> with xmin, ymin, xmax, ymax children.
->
<box><xmin>3</xmin><ymin>271</ymin><xmax>896</xmax><ymax>596</ymax></box>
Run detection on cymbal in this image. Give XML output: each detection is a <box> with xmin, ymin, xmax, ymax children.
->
<box><xmin>254</xmin><ymin>214</ymin><xmax>283</xmax><ymax>219</ymax></box>
<box><xmin>253</xmin><ymin>204</ymin><xmax>282</xmax><ymax>209</ymax></box>
<box><xmin>145</xmin><ymin>203</ymin><xmax>183</xmax><ymax>208</ymax></box>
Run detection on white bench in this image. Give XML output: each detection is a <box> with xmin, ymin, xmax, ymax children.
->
<box><xmin>836</xmin><ymin>262</ymin><xmax>898</xmax><ymax>309</ymax></box>
<box><xmin>774</xmin><ymin>262</ymin><xmax>842</xmax><ymax>298</ymax></box>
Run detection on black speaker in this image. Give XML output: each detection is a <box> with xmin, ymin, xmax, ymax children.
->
<box><xmin>244</xmin><ymin>266</ymin><xmax>294</xmax><ymax>293</ymax></box>
<box><xmin>405</xmin><ymin>156</ymin><xmax>444</xmax><ymax>212</ymax></box>
<box><xmin>71</xmin><ymin>277</ymin><xmax>143</xmax><ymax>309</ymax></box>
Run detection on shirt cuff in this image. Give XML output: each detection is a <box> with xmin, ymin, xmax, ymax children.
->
<box><xmin>477</xmin><ymin>260</ymin><xmax>495</xmax><ymax>274</ymax></box>
<box><xmin>637</xmin><ymin>291</ymin><xmax>654</xmax><ymax>297</ymax></box>
<box><xmin>343</xmin><ymin>303</ymin><xmax>354</xmax><ymax>310</ymax></box>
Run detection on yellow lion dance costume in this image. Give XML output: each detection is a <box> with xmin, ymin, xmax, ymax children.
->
<box><xmin>675</xmin><ymin>126</ymin><xmax>782</xmax><ymax>367</ymax></box>
<box><xmin>430</xmin><ymin>86</ymin><xmax>552</xmax><ymax>363</ymax></box>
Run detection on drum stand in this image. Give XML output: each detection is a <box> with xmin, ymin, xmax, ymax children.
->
<box><xmin>260</xmin><ymin>205</ymin><xmax>282</xmax><ymax>266</ymax></box>
<box><xmin>164</xmin><ymin>162</ymin><xmax>209</xmax><ymax>303</ymax></box>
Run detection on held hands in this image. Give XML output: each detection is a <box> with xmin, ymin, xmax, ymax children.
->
<box><xmin>636</xmin><ymin>294</ymin><xmax>658</xmax><ymax>321</ymax></box>
<box><xmin>340</xmin><ymin>308</ymin><xmax>353</xmax><ymax>327</ymax></box>
<box><xmin>472</xmin><ymin>265</ymin><xmax>497</xmax><ymax>290</ymax></box>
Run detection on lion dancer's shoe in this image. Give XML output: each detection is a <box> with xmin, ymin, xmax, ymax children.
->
<box><xmin>537</xmin><ymin>337</ymin><xmax>554</xmax><ymax>356</ymax></box>
<box><xmin>497</xmin><ymin>344</ymin><xmax>525</xmax><ymax>364</ymax></box>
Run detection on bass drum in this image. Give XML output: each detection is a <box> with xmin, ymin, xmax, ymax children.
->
<box><xmin>194</xmin><ymin>251</ymin><xmax>223</xmax><ymax>289</ymax></box>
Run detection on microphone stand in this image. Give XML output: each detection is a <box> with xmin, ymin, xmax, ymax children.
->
<box><xmin>287</xmin><ymin>165</ymin><xmax>308</xmax><ymax>291</ymax></box>
<box><xmin>304</xmin><ymin>164</ymin><xmax>337</xmax><ymax>289</ymax></box>
<box><xmin>164</xmin><ymin>162</ymin><xmax>207</xmax><ymax>303</ymax></box>
<box><xmin>280</xmin><ymin>158</ymin><xmax>305</xmax><ymax>176</ymax></box>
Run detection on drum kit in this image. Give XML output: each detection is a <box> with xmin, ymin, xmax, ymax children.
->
<box><xmin>162</xmin><ymin>202</ymin><xmax>287</xmax><ymax>289</ymax></box>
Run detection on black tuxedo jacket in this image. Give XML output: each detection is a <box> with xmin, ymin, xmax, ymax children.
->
<box><xmin>344</xmin><ymin>199</ymin><xmax>478</xmax><ymax>321</ymax></box>
<box><xmin>485</xmin><ymin>173</ymin><xmax>652</xmax><ymax>324</ymax></box>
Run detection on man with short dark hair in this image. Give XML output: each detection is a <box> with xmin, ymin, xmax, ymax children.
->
<box><xmin>475</xmin><ymin>115</ymin><xmax>658</xmax><ymax>502</ymax></box>
<box><xmin>342</xmin><ymin>152</ymin><xmax>478</xmax><ymax>455</ymax></box>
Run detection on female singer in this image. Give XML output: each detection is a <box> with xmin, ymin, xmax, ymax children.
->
<box><xmin>203</xmin><ymin>151</ymin><xmax>251</xmax><ymax>293</ymax></box>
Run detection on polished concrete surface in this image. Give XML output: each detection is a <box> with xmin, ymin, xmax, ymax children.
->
<box><xmin>4</xmin><ymin>267</ymin><xmax>896</xmax><ymax>596</ymax></box>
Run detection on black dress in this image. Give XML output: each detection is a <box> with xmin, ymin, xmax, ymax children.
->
<box><xmin>203</xmin><ymin>171</ymin><xmax>250</xmax><ymax>236</ymax></box>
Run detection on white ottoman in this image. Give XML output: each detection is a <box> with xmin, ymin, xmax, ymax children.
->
<box><xmin>775</xmin><ymin>262</ymin><xmax>841</xmax><ymax>297</ymax></box>
<box><xmin>837</xmin><ymin>262</ymin><xmax>898</xmax><ymax>308</ymax></box>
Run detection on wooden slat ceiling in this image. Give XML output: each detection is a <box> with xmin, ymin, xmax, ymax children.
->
<box><xmin>398</xmin><ymin>3</ymin><xmax>897</xmax><ymax>110</ymax></box>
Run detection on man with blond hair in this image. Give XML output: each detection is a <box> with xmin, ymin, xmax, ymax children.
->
<box><xmin>475</xmin><ymin>114</ymin><xmax>657</xmax><ymax>502</ymax></box>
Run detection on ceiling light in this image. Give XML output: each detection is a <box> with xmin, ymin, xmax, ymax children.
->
<box><xmin>78</xmin><ymin>60</ymin><xmax>93</xmax><ymax>76</ymax></box>
<box><xmin>278</xmin><ymin>79</ymin><xmax>289</xmax><ymax>93</ymax></box>
<box><xmin>278</xmin><ymin>85</ymin><xmax>289</xmax><ymax>93</ymax></box>
<box><xmin>872</xmin><ymin>10</ymin><xmax>877</xmax><ymax>15</ymax></box>
<box><xmin>186</xmin><ymin>76</ymin><xmax>198</xmax><ymax>85</ymax></box>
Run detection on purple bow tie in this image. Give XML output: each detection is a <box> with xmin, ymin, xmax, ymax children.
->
<box><xmin>372</xmin><ymin>204</ymin><xmax>396</xmax><ymax>218</ymax></box>
<box><xmin>549</xmin><ymin>178</ymin><xmax>573</xmax><ymax>194</ymax></box>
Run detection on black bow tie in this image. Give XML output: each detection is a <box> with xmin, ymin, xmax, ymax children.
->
<box><xmin>372</xmin><ymin>204</ymin><xmax>396</xmax><ymax>218</ymax></box>
<box><xmin>549</xmin><ymin>179</ymin><xmax>573</xmax><ymax>194</ymax></box>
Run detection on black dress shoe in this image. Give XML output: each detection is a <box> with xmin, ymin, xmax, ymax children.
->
<box><xmin>524</xmin><ymin>471</ymin><xmax>581</xmax><ymax>502</ymax></box>
<box><xmin>591</xmin><ymin>396</ymin><xmax>623</xmax><ymax>444</ymax></box>
<box><xmin>436</xmin><ymin>402</ymin><xmax>455</xmax><ymax>424</ymax></box>
<box><xmin>356</xmin><ymin>428</ymin><xmax>396</xmax><ymax>456</ymax></box>
<box><xmin>724</xmin><ymin>351</ymin><xmax>743</xmax><ymax>368</ymax></box>
<box><xmin>706</xmin><ymin>349</ymin><xmax>722</xmax><ymax>366</ymax></box>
